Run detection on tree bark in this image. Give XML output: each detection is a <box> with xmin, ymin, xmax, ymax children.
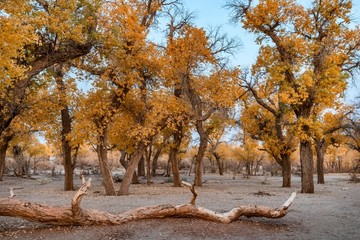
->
<box><xmin>138</xmin><ymin>156</ymin><xmax>145</xmax><ymax>177</ymax></box>
<box><xmin>12</xmin><ymin>145</ymin><xmax>25</xmax><ymax>176</ymax></box>
<box><xmin>169</xmin><ymin>128</ymin><xmax>183</xmax><ymax>187</ymax></box>
<box><xmin>169</xmin><ymin>149</ymin><xmax>181</xmax><ymax>187</ymax></box>
<box><xmin>213</xmin><ymin>152</ymin><xmax>224</xmax><ymax>175</ymax></box>
<box><xmin>300</xmin><ymin>140</ymin><xmax>315</xmax><ymax>193</ymax></box>
<box><xmin>118</xmin><ymin>143</ymin><xmax>146</xmax><ymax>195</ymax></box>
<box><xmin>0</xmin><ymin>143</ymin><xmax>7</xmax><ymax>181</ymax></box>
<box><xmin>315</xmin><ymin>139</ymin><xmax>327</xmax><ymax>184</ymax></box>
<box><xmin>119</xmin><ymin>151</ymin><xmax>139</xmax><ymax>184</ymax></box>
<box><xmin>54</xmin><ymin>65</ymin><xmax>75</xmax><ymax>191</ymax></box>
<box><xmin>0</xmin><ymin>178</ymin><xmax>297</xmax><ymax>226</ymax></box>
<box><xmin>96</xmin><ymin>130</ymin><xmax>116</xmax><ymax>196</ymax></box>
<box><xmin>194</xmin><ymin>121</ymin><xmax>210</xmax><ymax>187</ymax></box>
<box><xmin>0</xmin><ymin>131</ymin><xmax>13</xmax><ymax>181</ymax></box>
<box><xmin>281</xmin><ymin>154</ymin><xmax>291</xmax><ymax>188</ymax></box>
<box><xmin>145</xmin><ymin>147</ymin><xmax>151</xmax><ymax>184</ymax></box>
<box><xmin>151</xmin><ymin>146</ymin><xmax>163</xmax><ymax>176</ymax></box>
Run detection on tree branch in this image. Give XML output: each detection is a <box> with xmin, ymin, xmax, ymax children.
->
<box><xmin>0</xmin><ymin>179</ymin><xmax>297</xmax><ymax>226</ymax></box>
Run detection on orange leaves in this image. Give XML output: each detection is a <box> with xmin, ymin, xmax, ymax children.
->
<box><xmin>166</xmin><ymin>26</ymin><xmax>214</xmax><ymax>73</ymax></box>
<box><xmin>195</xmin><ymin>68</ymin><xmax>241</xmax><ymax>108</ymax></box>
<box><xmin>0</xmin><ymin>1</ymin><xmax>37</xmax><ymax>86</ymax></box>
<box><xmin>235</xmin><ymin>0</ymin><xmax>359</xmax><ymax>148</ymax></box>
<box><xmin>243</xmin><ymin>0</ymin><xmax>298</xmax><ymax>34</ymax></box>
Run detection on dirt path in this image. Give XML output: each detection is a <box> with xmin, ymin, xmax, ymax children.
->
<box><xmin>0</xmin><ymin>173</ymin><xmax>359</xmax><ymax>239</ymax></box>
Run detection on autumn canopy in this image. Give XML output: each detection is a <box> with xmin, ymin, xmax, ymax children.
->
<box><xmin>0</xmin><ymin>0</ymin><xmax>359</xmax><ymax>195</ymax></box>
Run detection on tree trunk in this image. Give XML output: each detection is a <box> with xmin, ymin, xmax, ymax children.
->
<box><xmin>213</xmin><ymin>152</ymin><xmax>224</xmax><ymax>175</ymax></box>
<box><xmin>118</xmin><ymin>143</ymin><xmax>146</xmax><ymax>195</ymax></box>
<box><xmin>194</xmin><ymin>123</ymin><xmax>209</xmax><ymax>186</ymax></box>
<box><xmin>0</xmin><ymin>130</ymin><xmax>14</xmax><ymax>181</ymax></box>
<box><xmin>54</xmin><ymin>65</ymin><xmax>75</xmax><ymax>191</ymax></box>
<box><xmin>169</xmin><ymin>129</ymin><xmax>183</xmax><ymax>187</ymax></box>
<box><xmin>315</xmin><ymin>139</ymin><xmax>327</xmax><ymax>184</ymax></box>
<box><xmin>0</xmin><ymin>178</ymin><xmax>297</xmax><ymax>226</ymax></box>
<box><xmin>145</xmin><ymin>147</ymin><xmax>151</xmax><ymax>184</ymax></box>
<box><xmin>138</xmin><ymin>156</ymin><xmax>145</xmax><ymax>177</ymax></box>
<box><xmin>151</xmin><ymin>146</ymin><xmax>163</xmax><ymax>176</ymax></box>
<box><xmin>13</xmin><ymin>145</ymin><xmax>25</xmax><ymax>176</ymax></box>
<box><xmin>119</xmin><ymin>151</ymin><xmax>139</xmax><ymax>184</ymax></box>
<box><xmin>166</xmin><ymin>159</ymin><xmax>171</xmax><ymax>177</ymax></box>
<box><xmin>281</xmin><ymin>154</ymin><xmax>291</xmax><ymax>187</ymax></box>
<box><xmin>97</xmin><ymin>130</ymin><xmax>116</xmax><ymax>196</ymax></box>
<box><xmin>33</xmin><ymin>157</ymin><xmax>38</xmax><ymax>175</ymax></box>
<box><xmin>169</xmin><ymin>149</ymin><xmax>181</xmax><ymax>187</ymax></box>
<box><xmin>119</xmin><ymin>150</ymin><xmax>127</xmax><ymax>169</ymax></box>
<box><xmin>60</xmin><ymin>106</ymin><xmax>74</xmax><ymax>190</ymax></box>
<box><xmin>245</xmin><ymin>162</ymin><xmax>251</xmax><ymax>177</ymax></box>
<box><xmin>300</xmin><ymin>140</ymin><xmax>314</xmax><ymax>193</ymax></box>
<box><xmin>0</xmin><ymin>142</ymin><xmax>7</xmax><ymax>181</ymax></box>
<box><xmin>62</xmin><ymin>135</ymin><xmax>74</xmax><ymax>191</ymax></box>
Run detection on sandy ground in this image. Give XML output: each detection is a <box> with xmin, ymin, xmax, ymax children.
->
<box><xmin>0</xmin><ymin>172</ymin><xmax>359</xmax><ymax>240</ymax></box>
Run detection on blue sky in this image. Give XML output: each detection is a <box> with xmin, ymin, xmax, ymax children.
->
<box><xmin>181</xmin><ymin>0</ymin><xmax>360</xmax><ymax>102</ymax></box>
<box><xmin>182</xmin><ymin>0</ymin><xmax>259</xmax><ymax>68</ymax></box>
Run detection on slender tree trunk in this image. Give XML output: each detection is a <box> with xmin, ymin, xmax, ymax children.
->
<box><xmin>54</xmin><ymin>64</ymin><xmax>75</xmax><ymax>191</ymax></box>
<box><xmin>166</xmin><ymin>159</ymin><xmax>171</xmax><ymax>177</ymax></box>
<box><xmin>281</xmin><ymin>154</ymin><xmax>291</xmax><ymax>187</ymax></box>
<box><xmin>169</xmin><ymin>129</ymin><xmax>183</xmax><ymax>187</ymax></box>
<box><xmin>0</xmin><ymin>133</ymin><xmax>13</xmax><ymax>181</ymax></box>
<box><xmin>119</xmin><ymin>151</ymin><xmax>127</xmax><ymax>169</ymax></box>
<box><xmin>60</xmin><ymin>105</ymin><xmax>74</xmax><ymax>190</ymax></box>
<box><xmin>72</xmin><ymin>145</ymin><xmax>79</xmax><ymax>169</ymax></box>
<box><xmin>13</xmin><ymin>145</ymin><xmax>25</xmax><ymax>176</ymax></box>
<box><xmin>138</xmin><ymin>156</ymin><xmax>145</xmax><ymax>177</ymax></box>
<box><xmin>118</xmin><ymin>143</ymin><xmax>146</xmax><ymax>195</ymax></box>
<box><xmin>315</xmin><ymin>139</ymin><xmax>327</xmax><ymax>184</ymax></box>
<box><xmin>63</xmin><ymin>137</ymin><xmax>74</xmax><ymax>191</ymax></box>
<box><xmin>245</xmin><ymin>162</ymin><xmax>251</xmax><ymax>177</ymax></box>
<box><xmin>0</xmin><ymin>143</ymin><xmax>6</xmax><ymax>181</ymax></box>
<box><xmin>300</xmin><ymin>140</ymin><xmax>314</xmax><ymax>193</ymax></box>
<box><xmin>119</xmin><ymin>151</ymin><xmax>139</xmax><ymax>184</ymax></box>
<box><xmin>213</xmin><ymin>153</ymin><xmax>224</xmax><ymax>175</ymax></box>
<box><xmin>145</xmin><ymin>147</ymin><xmax>151</xmax><ymax>184</ymax></box>
<box><xmin>194</xmin><ymin>122</ymin><xmax>209</xmax><ymax>186</ymax></box>
<box><xmin>33</xmin><ymin>157</ymin><xmax>38</xmax><ymax>175</ymax></box>
<box><xmin>169</xmin><ymin>148</ymin><xmax>181</xmax><ymax>187</ymax></box>
<box><xmin>151</xmin><ymin>146</ymin><xmax>163</xmax><ymax>176</ymax></box>
<box><xmin>97</xmin><ymin>131</ymin><xmax>116</xmax><ymax>196</ymax></box>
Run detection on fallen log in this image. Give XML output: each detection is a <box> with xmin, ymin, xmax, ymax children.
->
<box><xmin>0</xmin><ymin>178</ymin><xmax>296</xmax><ymax>226</ymax></box>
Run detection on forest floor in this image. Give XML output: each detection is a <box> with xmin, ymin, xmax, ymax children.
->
<box><xmin>0</xmin><ymin>172</ymin><xmax>359</xmax><ymax>240</ymax></box>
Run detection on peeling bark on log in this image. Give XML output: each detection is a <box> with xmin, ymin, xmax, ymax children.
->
<box><xmin>0</xmin><ymin>179</ymin><xmax>296</xmax><ymax>226</ymax></box>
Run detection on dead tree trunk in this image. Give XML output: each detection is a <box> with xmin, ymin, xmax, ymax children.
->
<box><xmin>0</xmin><ymin>178</ymin><xmax>296</xmax><ymax>226</ymax></box>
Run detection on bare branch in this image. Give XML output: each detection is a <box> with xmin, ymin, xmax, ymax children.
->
<box><xmin>35</xmin><ymin>0</ymin><xmax>49</xmax><ymax>12</ymax></box>
<box><xmin>224</xmin><ymin>0</ymin><xmax>253</xmax><ymax>23</ymax></box>
<box><xmin>182</xmin><ymin>181</ymin><xmax>198</xmax><ymax>204</ymax></box>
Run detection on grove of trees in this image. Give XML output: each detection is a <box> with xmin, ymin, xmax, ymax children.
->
<box><xmin>0</xmin><ymin>0</ymin><xmax>359</xmax><ymax>195</ymax></box>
